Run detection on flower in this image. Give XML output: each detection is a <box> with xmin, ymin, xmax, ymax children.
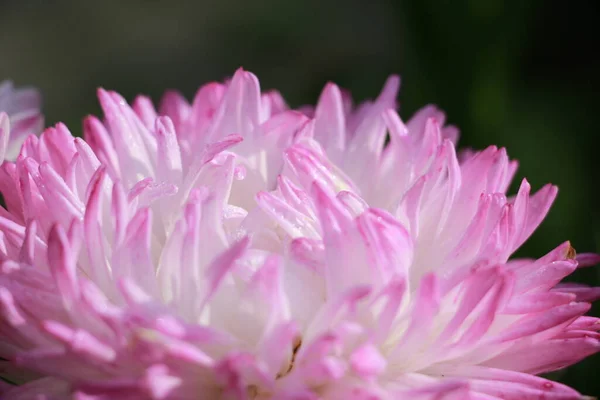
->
<box><xmin>0</xmin><ymin>81</ymin><xmax>44</xmax><ymax>163</ymax></box>
<box><xmin>0</xmin><ymin>68</ymin><xmax>598</xmax><ymax>399</ymax></box>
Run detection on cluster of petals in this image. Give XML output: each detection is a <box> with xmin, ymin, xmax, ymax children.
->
<box><xmin>0</xmin><ymin>69</ymin><xmax>598</xmax><ymax>399</ymax></box>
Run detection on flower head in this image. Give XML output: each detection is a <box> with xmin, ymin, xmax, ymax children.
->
<box><xmin>0</xmin><ymin>81</ymin><xmax>44</xmax><ymax>163</ymax></box>
<box><xmin>0</xmin><ymin>69</ymin><xmax>598</xmax><ymax>399</ymax></box>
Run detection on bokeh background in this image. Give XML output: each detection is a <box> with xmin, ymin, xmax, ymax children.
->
<box><xmin>1</xmin><ymin>0</ymin><xmax>599</xmax><ymax>396</ymax></box>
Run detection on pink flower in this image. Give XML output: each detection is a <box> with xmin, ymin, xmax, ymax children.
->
<box><xmin>0</xmin><ymin>68</ymin><xmax>598</xmax><ymax>399</ymax></box>
<box><xmin>0</xmin><ymin>81</ymin><xmax>44</xmax><ymax>163</ymax></box>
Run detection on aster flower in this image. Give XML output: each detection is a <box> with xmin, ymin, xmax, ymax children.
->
<box><xmin>0</xmin><ymin>81</ymin><xmax>44</xmax><ymax>163</ymax></box>
<box><xmin>0</xmin><ymin>69</ymin><xmax>598</xmax><ymax>399</ymax></box>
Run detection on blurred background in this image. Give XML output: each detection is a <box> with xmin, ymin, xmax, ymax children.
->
<box><xmin>1</xmin><ymin>0</ymin><xmax>599</xmax><ymax>395</ymax></box>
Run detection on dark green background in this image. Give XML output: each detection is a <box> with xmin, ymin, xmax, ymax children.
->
<box><xmin>1</xmin><ymin>0</ymin><xmax>599</xmax><ymax>396</ymax></box>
